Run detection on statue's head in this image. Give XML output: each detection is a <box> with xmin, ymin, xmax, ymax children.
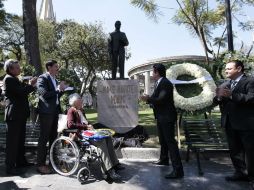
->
<box><xmin>115</xmin><ymin>20</ymin><xmax>121</xmax><ymax>30</ymax></box>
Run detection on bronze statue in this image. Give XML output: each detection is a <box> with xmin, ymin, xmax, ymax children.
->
<box><xmin>108</xmin><ymin>21</ymin><xmax>129</xmax><ymax>79</ymax></box>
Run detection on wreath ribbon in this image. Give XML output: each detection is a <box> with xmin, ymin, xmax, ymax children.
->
<box><xmin>170</xmin><ymin>76</ymin><xmax>213</xmax><ymax>84</ymax></box>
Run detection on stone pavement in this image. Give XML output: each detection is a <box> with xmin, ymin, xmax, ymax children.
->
<box><xmin>0</xmin><ymin>150</ymin><xmax>251</xmax><ymax>190</ymax></box>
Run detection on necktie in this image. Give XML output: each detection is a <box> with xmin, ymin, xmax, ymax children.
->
<box><xmin>154</xmin><ymin>81</ymin><xmax>158</xmax><ymax>89</ymax></box>
<box><xmin>230</xmin><ymin>80</ymin><xmax>237</xmax><ymax>90</ymax></box>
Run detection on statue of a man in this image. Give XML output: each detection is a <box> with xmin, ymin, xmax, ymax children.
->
<box><xmin>108</xmin><ymin>21</ymin><xmax>129</xmax><ymax>79</ymax></box>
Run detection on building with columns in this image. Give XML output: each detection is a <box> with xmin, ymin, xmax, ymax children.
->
<box><xmin>128</xmin><ymin>55</ymin><xmax>211</xmax><ymax>95</ymax></box>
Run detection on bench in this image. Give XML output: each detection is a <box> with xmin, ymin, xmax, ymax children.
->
<box><xmin>0</xmin><ymin>123</ymin><xmax>40</xmax><ymax>150</ymax></box>
<box><xmin>182</xmin><ymin>119</ymin><xmax>228</xmax><ymax>175</ymax></box>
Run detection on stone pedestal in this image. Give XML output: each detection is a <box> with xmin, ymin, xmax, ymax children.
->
<box><xmin>97</xmin><ymin>80</ymin><xmax>139</xmax><ymax>133</ymax></box>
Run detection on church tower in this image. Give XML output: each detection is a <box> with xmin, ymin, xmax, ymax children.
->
<box><xmin>39</xmin><ymin>0</ymin><xmax>56</xmax><ymax>22</ymax></box>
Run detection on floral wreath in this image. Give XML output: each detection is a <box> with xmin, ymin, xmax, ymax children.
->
<box><xmin>245</xmin><ymin>62</ymin><xmax>254</xmax><ymax>76</ymax></box>
<box><xmin>166</xmin><ymin>63</ymin><xmax>216</xmax><ymax>112</ymax></box>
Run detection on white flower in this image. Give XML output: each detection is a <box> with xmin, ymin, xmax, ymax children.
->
<box><xmin>166</xmin><ymin>63</ymin><xmax>216</xmax><ymax>112</ymax></box>
<box><xmin>245</xmin><ymin>62</ymin><xmax>254</xmax><ymax>76</ymax></box>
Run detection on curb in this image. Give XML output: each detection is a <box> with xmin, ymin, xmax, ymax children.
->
<box><xmin>116</xmin><ymin>147</ymin><xmax>229</xmax><ymax>160</ymax></box>
<box><xmin>116</xmin><ymin>147</ymin><xmax>160</xmax><ymax>159</ymax></box>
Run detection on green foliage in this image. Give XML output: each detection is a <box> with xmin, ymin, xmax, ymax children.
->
<box><xmin>20</xmin><ymin>63</ymin><xmax>36</xmax><ymax>76</ymax></box>
<box><xmin>38</xmin><ymin>20</ymin><xmax>112</xmax><ymax>96</ymax></box>
<box><xmin>130</xmin><ymin>0</ymin><xmax>160</xmax><ymax>22</ymax></box>
<box><xmin>138</xmin><ymin>100</ymin><xmax>151</xmax><ymax>110</ymax></box>
<box><xmin>131</xmin><ymin>0</ymin><xmax>254</xmax><ymax>64</ymax></box>
<box><xmin>58</xmin><ymin>68</ymin><xmax>81</xmax><ymax>92</ymax></box>
<box><xmin>28</xmin><ymin>91</ymin><xmax>39</xmax><ymax>108</ymax></box>
<box><xmin>0</xmin><ymin>0</ymin><xmax>7</xmax><ymax>27</ymax></box>
<box><xmin>60</xmin><ymin>93</ymin><xmax>70</xmax><ymax>114</ymax></box>
<box><xmin>172</xmin><ymin>0</ymin><xmax>225</xmax><ymax>37</ymax></box>
<box><xmin>0</xmin><ymin>15</ymin><xmax>24</xmax><ymax>61</ymax></box>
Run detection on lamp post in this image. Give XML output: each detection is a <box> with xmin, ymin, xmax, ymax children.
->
<box><xmin>225</xmin><ymin>0</ymin><xmax>234</xmax><ymax>52</ymax></box>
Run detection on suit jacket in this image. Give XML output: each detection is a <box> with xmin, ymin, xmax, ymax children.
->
<box><xmin>108</xmin><ymin>31</ymin><xmax>129</xmax><ymax>54</ymax></box>
<box><xmin>147</xmin><ymin>77</ymin><xmax>177</xmax><ymax>122</ymax></box>
<box><xmin>37</xmin><ymin>73</ymin><xmax>62</xmax><ymax>114</ymax></box>
<box><xmin>3</xmin><ymin>74</ymin><xmax>35</xmax><ymax>121</ymax></box>
<box><xmin>214</xmin><ymin>75</ymin><xmax>254</xmax><ymax>130</ymax></box>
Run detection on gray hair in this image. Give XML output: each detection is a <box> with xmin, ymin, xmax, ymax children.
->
<box><xmin>4</xmin><ymin>59</ymin><xmax>19</xmax><ymax>74</ymax></box>
<box><xmin>69</xmin><ymin>93</ymin><xmax>81</xmax><ymax>106</ymax></box>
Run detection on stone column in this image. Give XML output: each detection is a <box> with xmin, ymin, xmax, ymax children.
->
<box><xmin>134</xmin><ymin>74</ymin><xmax>138</xmax><ymax>80</ymax></box>
<box><xmin>144</xmin><ymin>71</ymin><xmax>150</xmax><ymax>95</ymax></box>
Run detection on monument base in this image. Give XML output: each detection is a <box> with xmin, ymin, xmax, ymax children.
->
<box><xmin>97</xmin><ymin>79</ymin><xmax>139</xmax><ymax>133</ymax></box>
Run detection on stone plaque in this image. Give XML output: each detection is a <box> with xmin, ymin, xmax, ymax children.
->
<box><xmin>97</xmin><ymin>80</ymin><xmax>139</xmax><ymax>133</ymax></box>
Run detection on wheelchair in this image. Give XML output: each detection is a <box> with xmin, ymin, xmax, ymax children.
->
<box><xmin>49</xmin><ymin>129</ymin><xmax>100</xmax><ymax>183</ymax></box>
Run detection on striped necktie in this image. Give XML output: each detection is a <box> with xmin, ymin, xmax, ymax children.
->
<box><xmin>230</xmin><ymin>80</ymin><xmax>237</xmax><ymax>90</ymax></box>
<box><xmin>154</xmin><ymin>81</ymin><xmax>158</xmax><ymax>89</ymax></box>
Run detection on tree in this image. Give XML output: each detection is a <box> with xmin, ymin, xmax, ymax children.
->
<box><xmin>23</xmin><ymin>0</ymin><xmax>42</xmax><ymax>75</ymax></box>
<box><xmin>130</xmin><ymin>0</ymin><xmax>254</xmax><ymax>64</ymax></box>
<box><xmin>0</xmin><ymin>15</ymin><xmax>24</xmax><ymax>61</ymax></box>
<box><xmin>0</xmin><ymin>0</ymin><xmax>8</xmax><ymax>27</ymax></box>
<box><xmin>38</xmin><ymin>20</ymin><xmax>111</xmax><ymax>96</ymax></box>
<box><xmin>57</xmin><ymin>20</ymin><xmax>111</xmax><ymax>96</ymax></box>
<box><xmin>38</xmin><ymin>20</ymin><xmax>59</xmax><ymax>63</ymax></box>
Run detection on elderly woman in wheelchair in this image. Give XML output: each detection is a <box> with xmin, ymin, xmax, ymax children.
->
<box><xmin>51</xmin><ymin>93</ymin><xmax>124</xmax><ymax>183</ymax></box>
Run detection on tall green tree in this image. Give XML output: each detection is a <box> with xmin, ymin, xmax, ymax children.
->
<box><xmin>57</xmin><ymin>20</ymin><xmax>111</xmax><ymax>96</ymax></box>
<box><xmin>38</xmin><ymin>20</ymin><xmax>111</xmax><ymax>96</ymax></box>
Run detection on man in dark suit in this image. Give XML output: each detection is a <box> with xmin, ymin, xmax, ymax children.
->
<box><xmin>108</xmin><ymin>20</ymin><xmax>129</xmax><ymax>79</ymax></box>
<box><xmin>140</xmin><ymin>64</ymin><xmax>184</xmax><ymax>179</ymax></box>
<box><xmin>3</xmin><ymin>59</ymin><xmax>37</xmax><ymax>175</ymax></box>
<box><xmin>214</xmin><ymin>60</ymin><xmax>254</xmax><ymax>188</ymax></box>
<box><xmin>36</xmin><ymin>60</ymin><xmax>67</xmax><ymax>174</ymax></box>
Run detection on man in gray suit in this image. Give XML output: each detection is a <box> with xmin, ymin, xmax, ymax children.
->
<box><xmin>108</xmin><ymin>20</ymin><xmax>129</xmax><ymax>79</ymax></box>
<box><xmin>36</xmin><ymin>60</ymin><xmax>67</xmax><ymax>174</ymax></box>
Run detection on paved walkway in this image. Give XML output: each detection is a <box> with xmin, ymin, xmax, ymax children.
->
<box><xmin>0</xmin><ymin>151</ymin><xmax>251</xmax><ymax>190</ymax></box>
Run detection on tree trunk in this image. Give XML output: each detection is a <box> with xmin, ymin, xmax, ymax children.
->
<box><xmin>23</xmin><ymin>0</ymin><xmax>43</xmax><ymax>75</ymax></box>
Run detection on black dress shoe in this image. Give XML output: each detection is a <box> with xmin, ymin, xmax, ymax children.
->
<box><xmin>225</xmin><ymin>173</ymin><xmax>249</xmax><ymax>182</ymax></box>
<box><xmin>102</xmin><ymin>174</ymin><xmax>114</xmax><ymax>184</ymax></box>
<box><xmin>114</xmin><ymin>163</ymin><xmax>125</xmax><ymax>171</ymax></box>
<box><xmin>153</xmin><ymin>160</ymin><xmax>169</xmax><ymax>166</ymax></box>
<box><xmin>103</xmin><ymin>170</ymin><xmax>122</xmax><ymax>183</ymax></box>
<box><xmin>165</xmin><ymin>170</ymin><xmax>184</xmax><ymax>179</ymax></box>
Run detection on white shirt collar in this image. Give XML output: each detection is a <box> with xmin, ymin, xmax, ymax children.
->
<box><xmin>156</xmin><ymin>77</ymin><xmax>163</xmax><ymax>85</ymax></box>
<box><xmin>234</xmin><ymin>74</ymin><xmax>243</xmax><ymax>83</ymax></box>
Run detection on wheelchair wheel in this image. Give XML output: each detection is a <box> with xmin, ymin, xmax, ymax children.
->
<box><xmin>50</xmin><ymin>136</ymin><xmax>80</xmax><ymax>176</ymax></box>
<box><xmin>77</xmin><ymin>167</ymin><xmax>90</xmax><ymax>183</ymax></box>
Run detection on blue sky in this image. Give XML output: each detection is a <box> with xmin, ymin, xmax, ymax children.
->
<box><xmin>3</xmin><ymin>0</ymin><xmax>254</xmax><ymax>76</ymax></box>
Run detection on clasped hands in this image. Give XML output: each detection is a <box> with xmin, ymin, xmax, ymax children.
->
<box><xmin>216</xmin><ymin>86</ymin><xmax>232</xmax><ymax>98</ymax></box>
